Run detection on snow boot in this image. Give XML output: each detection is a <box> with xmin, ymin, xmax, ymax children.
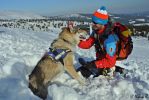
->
<box><xmin>114</xmin><ymin>65</ymin><xmax>128</xmax><ymax>77</ymax></box>
<box><xmin>115</xmin><ymin>65</ymin><xmax>125</xmax><ymax>74</ymax></box>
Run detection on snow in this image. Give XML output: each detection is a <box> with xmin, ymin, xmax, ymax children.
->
<box><xmin>133</xmin><ymin>23</ymin><xmax>149</xmax><ymax>26</ymax></box>
<box><xmin>113</xmin><ymin>17</ymin><xmax>120</xmax><ymax>19</ymax></box>
<box><xmin>135</xmin><ymin>19</ymin><xmax>145</xmax><ymax>22</ymax></box>
<box><xmin>129</xmin><ymin>21</ymin><xmax>136</xmax><ymax>24</ymax></box>
<box><xmin>59</xmin><ymin>13</ymin><xmax>88</xmax><ymax>18</ymax></box>
<box><xmin>0</xmin><ymin>27</ymin><xmax>149</xmax><ymax>100</ymax></box>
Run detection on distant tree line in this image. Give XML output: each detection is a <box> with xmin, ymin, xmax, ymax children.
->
<box><xmin>0</xmin><ymin>19</ymin><xmax>90</xmax><ymax>32</ymax></box>
<box><xmin>0</xmin><ymin>18</ymin><xmax>149</xmax><ymax>40</ymax></box>
<box><xmin>127</xmin><ymin>25</ymin><xmax>149</xmax><ymax>40</ymax></box>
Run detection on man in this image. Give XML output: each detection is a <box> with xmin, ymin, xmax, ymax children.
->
<box><xmin>77</xmin><ymin>6</ymin><xmax>132</xmax><ymax>78</ymax></box>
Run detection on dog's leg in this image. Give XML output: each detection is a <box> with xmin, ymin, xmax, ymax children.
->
<box><xmin>65</xmin><ymin>65</ymin><xmax>86</xmax><ymax>85</ymax></box>
<box><xmin>64</xmin><ymin>53</ymin><xmax>86</xmax><ymax>85</ymax></box>
<box><xmin>28</xmin><ymin>61</ymin><xmax>50</xmax><ymax>100</ymax></box>
<box><xmin>29</xmin><ymin>73</ymin><xmax>47</xmax><ymax>100</ymax></box>
<box><xmin>35</xmin><ymin>85</ymin><xmax>48</xmax><ymax>100</ymax></box>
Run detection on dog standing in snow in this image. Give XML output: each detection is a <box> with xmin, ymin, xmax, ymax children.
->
<box><xmin>28</xmin><ymin>26</ymin><xmax>87</xmax><ymax>99</ymax></box>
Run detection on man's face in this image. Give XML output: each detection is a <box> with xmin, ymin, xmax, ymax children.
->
<box><xmin>92</xmin><ymin>22</ymin><xmax>104</xmax><ymax>31</ymax></box>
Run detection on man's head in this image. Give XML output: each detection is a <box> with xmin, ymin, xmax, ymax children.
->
<box><xmin>92</xmin><ymin>6</ymin><xmax>109</xmax><ymax>30</ymax></box>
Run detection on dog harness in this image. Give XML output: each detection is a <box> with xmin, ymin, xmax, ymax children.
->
<box><xmin>48</xmin><ymin>48</ymin><xmax>71</xmax><ymax>65</ymax></box>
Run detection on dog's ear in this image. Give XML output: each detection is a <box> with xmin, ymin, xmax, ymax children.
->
<box><xmin>61</xmin><ymin>27</ymin><xmax>66</xmax><ymax>31</ymax></box>
<box><xmin>61</xmin><ymin>27</ymin><xmax>70</xmax><ymax>33</ymax></box>
<box><xmin>68</xmin><ymin>24</ymin><xmax>74</xmax><ymax>33</ymax></box>
<box><xmin>67</xmin><ymin>21</ymin><xmax>75</xmax><ymax>33</ymax></box>
<box><xmin>67</xmin><ymin>21</ymin><xmax>81</xmax><ymax>33</ymax></box>
<box><xmin>69</xmin><ymin>26</ymin><xmax>81</xmax><ymax>34</ymax></box>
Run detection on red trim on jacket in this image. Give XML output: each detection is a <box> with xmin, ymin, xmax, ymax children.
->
<box><xmin>95</xmin><ymin>54</ymin><xmax>116</xmax><ymax>68</ymax></box>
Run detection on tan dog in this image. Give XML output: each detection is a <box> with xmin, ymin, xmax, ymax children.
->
<box><xmin>28</xmin><ymin>27</ymin><xmax>87</xmax><ymax>99</ymax></box>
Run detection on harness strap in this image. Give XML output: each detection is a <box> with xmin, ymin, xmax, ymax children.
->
<box><xmin>48</xmin><ymin>48</ymin><xmax>71</xmax><ymax>65</ymax></box>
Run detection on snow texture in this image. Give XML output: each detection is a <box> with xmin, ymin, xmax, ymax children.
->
<box><xmin>0</xmin><ymin>27</ymin><xmax>149</xmax><ymax>100</ymax></box>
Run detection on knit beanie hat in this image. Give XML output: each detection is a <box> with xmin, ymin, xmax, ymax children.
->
<box><xmin>92</xmin><ymin>6</ymin><xmax>109</xmax><ymax>25</ymax></box>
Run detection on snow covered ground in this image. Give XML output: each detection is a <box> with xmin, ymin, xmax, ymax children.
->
<box><xmin>0</xmin><ymin>27</ymin><xmax>149</xmax><ymax>100</ymax></box>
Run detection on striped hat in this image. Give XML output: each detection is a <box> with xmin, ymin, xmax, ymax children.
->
<box><xmin>92</xmin><ymin>6</ymin><xmax>109</xmax><ymax>25</ymax></box>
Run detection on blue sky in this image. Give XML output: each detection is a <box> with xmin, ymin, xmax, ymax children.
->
<box><xmin>0</xmin><ymin>0</ymin><xmax>149</xmax><ymax>16</ymax></box>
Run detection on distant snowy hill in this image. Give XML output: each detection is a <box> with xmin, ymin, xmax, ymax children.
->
<box><xmin>49</xmin><ymin>13</ymin><xmax>91</xmax><ymax>21</ymax></box>
<box><xmin>1</xmin><ymin>11</ymin><xmax>148</xmax><ymax>26</ymax></box>
<box><xmin>61</xmin><ymin>13</ymin><xmax>89</xmax><ymax>18</ymax></box>
<box><xmin>0</xmin><ymin>11</ymin><xmax>45</xmax><ymax>19</ymax></box>
<box><xmin>48</xmin><ymin>12</ymin><xmax>149</xmax><ymax>25</ymax></box>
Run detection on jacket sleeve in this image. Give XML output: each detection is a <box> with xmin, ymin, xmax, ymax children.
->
<box><xmin>78</xmin><ymin>36</ymin><xmax>95</xmax><ymax>49</ymax></box>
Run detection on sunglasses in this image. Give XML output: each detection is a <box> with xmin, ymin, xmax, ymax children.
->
<box><xmin>92</xmin><ymin>21</ymin><xmax>98</xmax><ymax>24</ymax></box>
<box><xmin>92</xmin><ymin>21</ymin><xmax>105</xmax><ymax>26</ymax></box>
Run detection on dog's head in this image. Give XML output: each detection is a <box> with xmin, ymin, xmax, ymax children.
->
<box><xmin>60</xmin><ymin>26</ymin><xmax>88</xmax><ymax>45</ymax></box>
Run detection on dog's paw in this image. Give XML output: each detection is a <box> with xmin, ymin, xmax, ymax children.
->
<box><xmin>78</xmin><ymin>79</ymin><xmax>86</xmax><ymax>86</ymax></box>
<box><xmin>78</xmin><ymin>76</ymin><xmax>87</xmax><ymax>85</ymax></box>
